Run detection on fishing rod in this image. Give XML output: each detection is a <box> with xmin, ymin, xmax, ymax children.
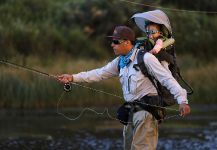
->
<box><xmin>0</xmin><ymin>59</ymin><xmax>124</xmax><ymax>97</ymax></box>
<box><xmin>0</xmin><ymin>59</ymin><xmax>126</xmax><ymax>98</ymax></box>
<box><xmin>0</xmin><ymin>59</ymin><xmax>181</xmax><ymax>111</ymax></box>
<box><xmin>119</xmin><ymin>0</ymin><xmax>217</xmax><ymax>14</ymax></box>
<box><xmin>0</xmin><ymin>59</ymin><xmax>181</xmax><ymax>122</ymax></box>
<box><xmin>0</xmin><ymin>59</ymin><xmax>71</xmax><ymax>92</ymax></box>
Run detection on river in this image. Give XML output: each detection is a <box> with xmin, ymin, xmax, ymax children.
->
<box><xmin>0</xmin><ymin>105</ymin><xmax>216</xmax><ymax>150</ymax></box>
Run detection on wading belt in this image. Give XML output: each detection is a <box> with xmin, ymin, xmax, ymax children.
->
<box><xmin>117</xmin><ymin>95</ymin><xmax>166</xmax><ymax>125</ymax></box>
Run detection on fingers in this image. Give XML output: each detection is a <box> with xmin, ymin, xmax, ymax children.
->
<box><xmin>179</xmin><ymin>104</ymin><xmax>191</xmax><ymax>117</ymax></box>
<box><xmin>180</xmin><ymin>108</ymin><xmax>186</xmax><ymax>117</ymax></box>
<box><xmin>55</xmin><ymin>74</ymin><xmax>72</xmax><ymax>84</ymax></box>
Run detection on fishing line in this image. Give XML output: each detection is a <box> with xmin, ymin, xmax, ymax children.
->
<box><xmin>0</xmin><ymin>59</ymin><xmax>70</xmax><ymax>90</ymax></box>
<box><xmin>56</xmin><ymin>82</ymin><xmax>180</xmax><ymax>123</ymax></box>
<box><xmin>0</xmin><ymin>1</ymin><xmax>202</xmax><ymax>122</ymax></box>
<box><xmin>0</xmin><ymin>59</ymin><xmax>180</xmax><ymax>123</ymax></box>
<box><xmin>71</xmin><ymin>82</ymin><xmax>123</xmax><ymax>99</ymax></box>
<box><xmin>57</xmin><ymin>92</ymin><xmax>117</xmax><ymax>121</ymax></box>
<box><xmin>119</xmin><ymin>0</ymin><xmax>217</xmax><ymax>14</ymax></box>
<box><xmin>56</xmin><ymin>90</ymin><xmax>180</xmax><ymax>124</ymax></box>
<box><xmin>0</xmin><ymin>60</ymin><xmax>52</xmax><ymax>78</ymax></box>
<box><xmin>61</xmin><ymin>82</ymin><xmax>180</xmax><ymax>113</ymax></box>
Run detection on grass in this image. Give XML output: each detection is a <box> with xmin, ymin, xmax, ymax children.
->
<box><xmin>0</xmin><ymin>54</ymin><xmax>216</xmax><ymax>108</ymax></box>
<box><xmin>0</xmin><ymin>55</ymin><xmax>122</xmax><ymax>108</ymax></box>
<box><xmin>177</xmin><ymin>54</ymin><xmax>217</xmax><ymax>103</ymax></box>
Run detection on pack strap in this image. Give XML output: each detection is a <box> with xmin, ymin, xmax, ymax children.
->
<box><xmin>156</xmin><ymin>51</ymin><xmax>174</xmax><ymax>65</ymax></box>
<box><xmin>176</xmin><ymin>67</ymin><xmax>194</xmax><ymax>95</ymax></box>
<box><xmin>133</xmin><ymin>49</ymin><xmax>162</xmax><ymax>97</ymax></box>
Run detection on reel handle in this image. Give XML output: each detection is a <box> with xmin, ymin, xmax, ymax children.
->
<box><xmin>64</xmin><ymin>83</ymin><xmax>71</xmax><ymax>92</ymax></box>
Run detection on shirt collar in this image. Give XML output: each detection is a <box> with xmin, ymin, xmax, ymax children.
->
<box><xmin>129</xmin><ymin>46</ymin><xmax>139</xmax><ymax>62</ymax></box>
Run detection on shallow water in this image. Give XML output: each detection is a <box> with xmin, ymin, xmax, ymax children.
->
<box><xmin>0</xmin><ymin>105</ymin><xmax>216</xmax><ymax>150</ymax></box>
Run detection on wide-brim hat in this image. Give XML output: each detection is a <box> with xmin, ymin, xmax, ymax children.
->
<box><xmin>131</xmin><ymin>10</ymin><xmax>172</xmax><ymax>37</ymax></box>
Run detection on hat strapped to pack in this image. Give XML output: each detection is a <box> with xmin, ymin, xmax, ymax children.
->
<box><xmin>131</xmin><ymin>9</ymin><xmax>173</xmax><ymax>38</ymax></box>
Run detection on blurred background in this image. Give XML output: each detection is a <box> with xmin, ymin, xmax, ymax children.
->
<box><xmin>0</xmin><ymin>0</ymin><xmax>217</xmax><ymax>150</ymax></box>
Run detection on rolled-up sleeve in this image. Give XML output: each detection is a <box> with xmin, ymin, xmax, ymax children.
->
<box><xmin>73</xmin><ymin>57</ymin><xmax>119</xmax><ymax>83</ymax></box>
<box><xmin>143</xmin><ymin>53</ymin><xmax>188</xmax><ymax>104</ymax></box>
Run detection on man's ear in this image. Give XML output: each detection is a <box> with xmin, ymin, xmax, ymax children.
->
<box><xmin>125</xmin><ymin>40</ymin><xmax>130</xmax><ymax>45</ymax></box>
<box><xmin>122</xmin><ymin>41</ymin><xmax>127</xmax><ymax>46</ymax></box>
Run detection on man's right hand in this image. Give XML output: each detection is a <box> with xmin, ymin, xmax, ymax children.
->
<box><xmin>56</xmin><ymin>74</ymin><xmax>73</xmax><ymax>84</ymax></box>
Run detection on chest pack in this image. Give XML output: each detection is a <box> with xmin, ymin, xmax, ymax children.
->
<box><xmin>133</xmin><ymin>39</ymin><xmax>193</xmax><ymax>107</ymax></box>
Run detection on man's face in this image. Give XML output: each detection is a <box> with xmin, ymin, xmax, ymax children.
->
<box><xmin>145</xmin><ymin>24</ymin><xmax>161</xmax><ymax>40</ymax></box>
<box><xmin>111</xmin><ymin>39</ymin><xmax>129</xmax><ymax>56</ymax></box>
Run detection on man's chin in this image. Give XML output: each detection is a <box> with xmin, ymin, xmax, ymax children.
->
<box><xmin>114</xmin><ymin>51</ymin><xmax>119</xmax><ymax>56</ymax></box>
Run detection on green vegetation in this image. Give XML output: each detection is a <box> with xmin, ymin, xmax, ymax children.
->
<box><xmin>0</xmin><ymin>0</ymin><xmax>216</xmax><ymax>108</ymax></box>
<box><xmin>0</xmin><ymin>57</ymin><xmax>123</xmax><ymax>108</ymax></box>
<box><xmin>177</xmin><ymin>55</ymin><xmax>217</xmax><ymax>103</ymax></box>
<box><xmin>0</xmin><ymin>0</ymin><xmax>217</xmax><ymax>59</ymax></box>
<box><xmin>0</xmin><ymin>55</ymin><xmax>217</xmax><ymax>108</ymax></box>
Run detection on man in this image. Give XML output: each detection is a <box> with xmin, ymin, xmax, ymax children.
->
<box><xmin>56</xmin><ymin>25</ymin><xmax>190</xmax><ymax>150</ymax></box>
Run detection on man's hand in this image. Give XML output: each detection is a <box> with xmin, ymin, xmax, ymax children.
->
<box><xmin>179</xmin><ymin>103</ymin><xmax>191</xmax><ymax>117</ymax></box>
<box><xmin>56</xmin><ymin>74</ymin><xmax>73</xmax><ymax>84</ymax></box>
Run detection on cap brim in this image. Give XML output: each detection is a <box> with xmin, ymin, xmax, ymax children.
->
<box><xmin>106</xmin><ymin>36</ymin><xmax>121</xmax><ymax>39</ymax></box>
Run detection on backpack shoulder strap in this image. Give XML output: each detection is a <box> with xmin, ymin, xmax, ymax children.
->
<box><xmin>133</xmin><ymin>49</ymin><xmax>162</xmax><ymax>96</ymax></box>
<box><xmin>117</xmin><ymin>56</ymin><xmax>121</xmax><ymax>72</ymax></box>
<box><xmin>133</xmin><ymin>49</ymin><xmax>148</xmax><ymax>75</ymax></box>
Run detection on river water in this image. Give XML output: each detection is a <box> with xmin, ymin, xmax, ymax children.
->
<box><xmin>0</xmin><ymin>105</ymin><xmax>216</xmax><ymax>150</ymax></box>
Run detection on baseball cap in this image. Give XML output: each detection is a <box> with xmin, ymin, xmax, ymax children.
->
<box><xmin>107</xmin><ymin>26</ymin><xmax>135</xmax><ymax>41</ymax></box>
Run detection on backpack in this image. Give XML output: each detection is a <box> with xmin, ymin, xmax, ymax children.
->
<box><xmin>133</xmin><ymin>38</ymin><xmax>193</xmax><ymax>107</ymax></box>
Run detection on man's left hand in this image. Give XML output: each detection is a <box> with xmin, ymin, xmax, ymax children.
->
<box><xmin>179</xmin><ymin>103</ymin><xmax>191</xmax><ymax>117</ymax></box>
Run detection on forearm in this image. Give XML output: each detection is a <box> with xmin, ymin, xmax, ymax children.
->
<box><xmin>161</xmin><ymin>77</ymin><xmax>188</xmax><ymax>104</ymax></box>
<box><xmin>73</xmin><ymin>58</ymin><xmax>119</xmax><ymax>83</ymax></box>
<box><xmin>73</xmin><ymin>69</ymin><xmax>114</xmax><ymax>83</ymax></box>
<box><xmin>144</xmin><ymin>53</ymin><xmax>188</xmax><ymax>104</ymax></box>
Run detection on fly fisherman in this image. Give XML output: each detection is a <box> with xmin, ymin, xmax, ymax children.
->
<box><xmin>56</xmin><ymin>25</ymin><xmax>190</xmax><ymax>150</ymax></box>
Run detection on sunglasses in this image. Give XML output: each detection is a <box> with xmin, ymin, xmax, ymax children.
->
<box><xmin>111</xmin><ymin>40</ymin><xmax>124</xmax><ymax>45</ymax></box>
<box><xmin>145</xmin><ymin>30</ymin><xmax>160</xmax><ymax>35</ymax></box>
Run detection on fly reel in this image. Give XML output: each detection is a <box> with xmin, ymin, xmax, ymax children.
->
<box><xmin>64</xmin><ymin>83</ymin><xmax>72</xmax><ymax>92</ymax></box>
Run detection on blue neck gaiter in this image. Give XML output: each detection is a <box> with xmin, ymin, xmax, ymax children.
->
<box><xmin>119</xmin><ymin>49</ymin><xmax>133</xmax><ymax>69</ymax></box>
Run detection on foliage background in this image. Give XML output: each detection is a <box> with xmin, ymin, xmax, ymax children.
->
<box><xmin>0</xmin><ymin>0</ymin><xmax>217</xmax><ymax>108</ymax></box>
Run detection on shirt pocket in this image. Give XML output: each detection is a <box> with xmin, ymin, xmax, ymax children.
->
<box><xmin>128</xmin><ymin>73</ymin><xmax>137</xmax><ymax>94</ymax></box>
<box><xmin>119</xmin><ymin>71</ymin><xmax>127</xmax><ymax>94</ymax></box>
